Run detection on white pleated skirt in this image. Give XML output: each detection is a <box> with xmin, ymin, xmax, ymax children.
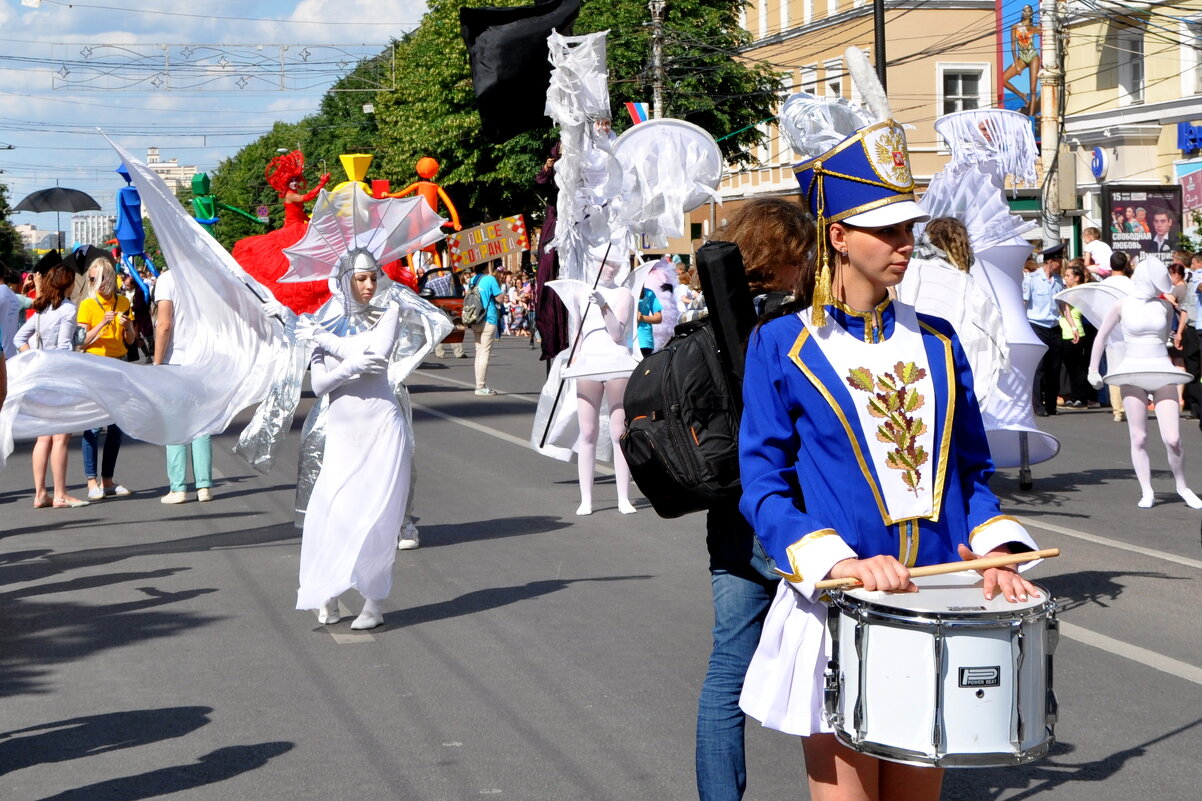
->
<box><xmin>739</xmin><ymin>580</ymin><xmax>834</xmax><ymax>737</ymax></box>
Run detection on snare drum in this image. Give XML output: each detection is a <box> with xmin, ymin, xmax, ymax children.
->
<box><xmin>824</xmin><ymin>574</ymin><xmax>1058</xmax><ymax>767</ymax></box>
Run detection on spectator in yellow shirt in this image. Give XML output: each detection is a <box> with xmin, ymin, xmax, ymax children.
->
<box><xmin>76</xmin><ymin>255</ymin><xmax>135</xmax><ymax>500</ymax></box>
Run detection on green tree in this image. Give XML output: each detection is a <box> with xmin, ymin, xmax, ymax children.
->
<box><xmin>372</xmin><ymin>0</ymin><xmax>778</xmax><ymax>224</ymax></box>
<box><xmin>0</xmin><ymin>180</ymin><xmax>29</xmax><ymax>272</ymax></box>
<box><xmin>207</xmin><ymin>121</ymin><xmax>307</xmax><ymax>252</ymax></box>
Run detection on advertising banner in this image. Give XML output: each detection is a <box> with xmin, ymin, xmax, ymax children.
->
<box><xmin>447</xmin><ymin>215</ymin><xmax>529</xmax><ymax>269</ymax></box>
<box><xmin>997</xmin><ymin>1</ymin><xmax>1041</xmax><ymax>120</ymax></box>
<box><xmin>1101</xmin><ymin>185</ymin><xmax>1183</xmax><ymax>258</ymax></box>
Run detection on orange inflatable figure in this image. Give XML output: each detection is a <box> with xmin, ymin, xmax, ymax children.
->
<box><xmin>386</xmin><ymin>157</ymin><xmax>462</xmax><ymax>270</ymax></box>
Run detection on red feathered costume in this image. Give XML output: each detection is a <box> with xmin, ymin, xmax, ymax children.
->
<box><xmin>232</xmin><ymin>151</ymin><xmax>332</xmax><ymax>314</ymax></box>
<box><xmin>233</xmin><ymin>152</ymin><xmax>418</xmax><ymax>312</ymax></box>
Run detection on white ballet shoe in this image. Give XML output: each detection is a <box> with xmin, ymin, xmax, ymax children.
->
<box><xmin>351</xmin><ymin>603</ymin><xmax>383</xmax><ymax>630</ymax></box>
<box><xmin>1178</xmin><ymin>488</ymin><xmax>1202</xmax><ymax>509</ymax></box>
<box><xmin>576</xmin><ymin>502</ymin><xmax>592</xmax><ymax>516</ymax></box>
<box><xmin>617</xmin><ymin>500</ymin><xmax>638</xmax><ymax>515</ymax></box>
<box><xmin>317</xmin><ymin>598</ymin><xmax>341</xmax><ymax>625</ymax></box>
<box><xmin>1137</xmin><ymin>492</ymin><xmax>1155</xmax><ymax>509</ymax></box>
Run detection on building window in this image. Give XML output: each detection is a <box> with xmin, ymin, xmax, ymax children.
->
<box><xmin>1118</xmin><ymin>27</ymin><xmax>1145</xmax><ymax>106</ymax></box>
<box><xmin>1184</xmin><ymin>19</ymin><xmax>1202</xmax><ymax>96</ymax></box>
<box><xmin>824</xmin><ymin>58</ymin><xmax>842</xmax><ymax>98</ymax></box>
<box><xmin>801</xmin><ymin>64</ymin><xmax>818</xmax><ymax>96</ymax></box>
<box><xmin>936</xmin><ymin>63</ymin><xmax>990</xmax><ymax>116</ymax></box>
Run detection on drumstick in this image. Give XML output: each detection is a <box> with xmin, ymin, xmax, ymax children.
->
<box><xmin>814</xmin><ymin>548</ymin><xmax>1060</xmax><ymax>590</ymax></box>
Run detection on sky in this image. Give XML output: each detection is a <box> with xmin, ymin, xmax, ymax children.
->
<box><xmin>0</xmin><ymin>0</ymin><xmax>430</xmax><ymax>231</ymax></box>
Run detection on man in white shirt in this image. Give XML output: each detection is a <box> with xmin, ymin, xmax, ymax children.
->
<box><xmin>153</xmin><ymin>268</ymin><xmax>214</xmax><ymax>504</ymax></box>
<box><xmin>1081</xmin><ymin>227</ymin><xmax>1113</xmax><ymax>279</ymax></box>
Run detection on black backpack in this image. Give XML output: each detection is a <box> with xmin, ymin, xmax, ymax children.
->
<box><xmin>620</xmin><ymin>318</ymin><xmax>742</xmax><ymax>518</ymax></box>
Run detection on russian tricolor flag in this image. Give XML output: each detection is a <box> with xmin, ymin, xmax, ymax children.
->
<box><xmin>625</xmin><ymin>102</ymin><xmax>650</xmax><ymax>125</ymax></box>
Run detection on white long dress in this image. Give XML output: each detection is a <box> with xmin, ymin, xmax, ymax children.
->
<box><xmin>296</xmin><ymin>304</ymin><xmax>410</xmax><ymax>608</ymax></box>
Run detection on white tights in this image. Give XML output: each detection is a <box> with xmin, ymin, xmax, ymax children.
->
<box><xmin>1121</xmin><ymin>385</ymin><xmax>1202</xmax><ymax>509</ymax></box>
<box><xmin>575</xmin><ymin>377</ymin><xmax>636</xmax><ymax>515</ymax></box>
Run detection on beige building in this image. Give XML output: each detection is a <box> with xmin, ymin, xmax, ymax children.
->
<box><xmin>691</xmin><ymin>0</ymin><xmax>1000</xmax><ymax>238</ymax></box>
<box><xmin>1060</xmin><ymin>0</ymin><xmax>1202</xmax><ymax>237</ymax></box>
<box><xmin>144</xmin><ymin>147</ymin><xmax>197</xmax><ymax>197</ymax></box>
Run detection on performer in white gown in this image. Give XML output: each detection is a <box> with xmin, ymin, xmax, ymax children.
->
<box><xmin>1086</xmin><ymin>256</ymin><xmax>1202</xmax><ymax>509</ymax></box>
<box><xmin>297</xmin><ymin>254</ymin><xmax>410</xmax><ymax>630</ymax></box>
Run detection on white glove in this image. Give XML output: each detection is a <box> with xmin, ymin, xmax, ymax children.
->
<box><xmin>346</xmin><ymin>349</ymin><xmax>388</xmax><ymax>376</ymax></box>
<box><xmin>589</xmin><ymin>289</ymin><xmax>607</xmax><ymax>308</ymax></box>
<box><xmin>1088</xmin><ymin>368</ymin><xmax>1104</xmax><ymax>390</ymax></box>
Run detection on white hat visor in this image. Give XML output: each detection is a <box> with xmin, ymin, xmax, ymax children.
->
<box><xmin>843</xmin><ymin>199</ymin><xmax>930</xmax><ymax>228</ymax></box>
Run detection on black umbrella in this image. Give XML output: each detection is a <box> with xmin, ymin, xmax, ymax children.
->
<box><xmin>14</xmin><ymin>187</ymin><xmax>101</xmax><ymax>214</ymax></box>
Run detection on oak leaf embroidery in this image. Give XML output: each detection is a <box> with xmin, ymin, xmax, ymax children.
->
<box><xmin>845</xmin><ymin>361</ymin><xmax>929</xmax><ymax>495</ymax></box>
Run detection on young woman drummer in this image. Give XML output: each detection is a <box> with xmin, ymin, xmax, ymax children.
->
<box><xmin>736</xmin><ymin>120</ymin><xmax>1041</xmax><ymax>801</ymax></box>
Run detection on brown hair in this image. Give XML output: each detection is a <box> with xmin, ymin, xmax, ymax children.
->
<box><xmin>1083</xmin><ymin>226</ymin><xmax>1101</xmax><ymax>242</ymax></box>
<box><xmin>924</xmin><ymin>217</ymin><xmax>973</xmax><ymax>272</ymax></box>
<box><xmin>710</xmin><ymin>197</ymin><xmax>816</xmax><ymax>297</ymax></box>
<box><xmin>32</xmin><ymin>264</ymin><xmax>75</xmax><ymax>313</ymax></box>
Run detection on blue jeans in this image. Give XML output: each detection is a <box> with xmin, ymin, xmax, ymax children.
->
<box><xmin>697</xmin><ymin>515</ymin><xmax>777</xmax><ymax>801</ymax></box>
<box><xmin>81</xmin><ymin>424</ymin><xmax>123</xmax><ymax>480</ymax></box>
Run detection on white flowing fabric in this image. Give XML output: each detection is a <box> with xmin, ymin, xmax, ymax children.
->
<box><xmin>918</xmin><ymin>109</ymin><xmax>1058</xmax><ymax>469</ymax></box>
<box><xmin>296</xmin><ymin>305</ymin><xmax>409</xmax><ymax>609</ymax></box>
<box><xmin>894</xmin><ymin>253</ymin><xmax>1009</xmax><ymax>408</ymax></box>
<box><xmin>0</xmin><ymin>137</ymin><xmax>288</xmax><ymax>468</ymax></box>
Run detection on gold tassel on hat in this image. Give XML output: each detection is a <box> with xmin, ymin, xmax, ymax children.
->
<box><xmin>810</xmin><ymin>164</ymin><xmax>832</xmax><ymax>327</ymax></box>
<box><xmin>812</xmin><ymin>247</ymin><xmax>832</xmax><ymax>327</ymax></box>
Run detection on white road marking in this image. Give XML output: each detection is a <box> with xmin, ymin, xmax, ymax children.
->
<box><xmin>1059</xmin><ymin>621</ymin><xmax>1202</xmax><ymax>686</ymax></box>
<box><xmin>330</xmin><ymin>632</ymin><xmax>376</xmax><ymax>644</ymax></box>
<box><xmin>409</xmin><ymin>400</ymin><xmax>616</xmax><ymax>476</ymax></box>
<box><xmin>1017</xmin><ymin>516</ymin><xmax>1202</xmax><ymax>571</ymax></box>
<box><xmin>415</xmin><ymin>369</ymin><xmax>539</xmax><ymax>404</ymax></box>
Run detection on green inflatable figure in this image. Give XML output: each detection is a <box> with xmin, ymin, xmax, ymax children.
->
<box><xmin>191</xmin><ymin>173</ymin><xmax>265</xmax><ymax>234</ymax></box>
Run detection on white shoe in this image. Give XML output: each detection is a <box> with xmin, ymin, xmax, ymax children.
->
<box><xmin>474</xmin><ymin>387</ymin><xmax>498</xmax><ymax>396</ymax></box>
<box><xmin>317</xmin><ymin>598</ymin><xmax>341</xmax><ymax>625</ymax></box>
<box><xmin>397</xmin><ymin>535</ymin><xmax>420</xmax><ymax>550</ymax></box>
<box><xmin>161</xmin><ymin>491</ymin><xmax>187</xmax><ymax>505</ymax></box>
<box><xmin>197</xmin><ymin>488</ymin><xmax>213</xmax><ymax>503</ymax></box>
<box><xmin>618</xmin><ymin>500</ymin><xmax>638</xmax><ymax>515</ymax></box>
<box><xmin>351</xmin><ymin>608</ymin><xmax>383</xmax><ymax>630</ymax></box>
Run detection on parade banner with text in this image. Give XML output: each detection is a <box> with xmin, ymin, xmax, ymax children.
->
<box><xmin>447</xmin><ymin>215</ymin><xmax>529</xmax><ymax>269</ymax></box>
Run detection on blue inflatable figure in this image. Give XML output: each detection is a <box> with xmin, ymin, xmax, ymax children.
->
<box><xmin>115</xmin><ymin>163</ymin><xmax>158</xmax><ymax>301</ymax></box>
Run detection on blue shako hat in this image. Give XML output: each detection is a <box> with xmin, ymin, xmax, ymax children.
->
<box><xmin>792</xmin><ymin>119</ymin><xmax>927</xmax><ymax>326</ymax></box>
<box><xmin>793</xmin><ymin>119</ymin><xmax>922</xmax><ymax>227</ymax></box>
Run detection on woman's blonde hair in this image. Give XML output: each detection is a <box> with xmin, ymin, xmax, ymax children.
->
<box><xmin>923</xmin><ymin>217</ymin><xmax>973</xmax><ymax>273</ymax></box>
<box><xmin>86</xmin><ymin>256</ymin><xmax>117</xmax><ymax>302</ymax></box>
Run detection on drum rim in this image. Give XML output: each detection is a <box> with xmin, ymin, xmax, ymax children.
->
<box><xmin>832</xmin><ymin>729</ymin><xmax>1054</xmax><ymax>768</ymax></box>
<box><xmin>829</xmin><ymin>582</ymin><xmax>1054</xmax><ymax>624</ymax></box>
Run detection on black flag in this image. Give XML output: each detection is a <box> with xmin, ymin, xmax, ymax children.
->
<box><xmin>460</xmin><ymin>0</ymin><xmax>581</xmax><ymax>144</ymax></box>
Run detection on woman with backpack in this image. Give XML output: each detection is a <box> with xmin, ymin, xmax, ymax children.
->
<box><xmin>694</xmin><ymin>197</ymin><xmax>815</xmax><ymax>801</ymax></box>
<box><xmin>736</xmin><ymin>113</ymin><xmax>1041</xmax><ymax>800</ymax></box>
<box><xmin>14</xmin><ymin>263</ymin><xmax>89</xmax><ymax>508</ymax></box>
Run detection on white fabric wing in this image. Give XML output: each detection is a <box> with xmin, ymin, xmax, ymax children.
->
<box><xmin>280</xmin><ymin>185</ymin><xmax>446</xmax><ymax>283</ymax></box>
<box><xmin>0</xmin><ymin>136</ymin><xmax>290</xmax><ymax>467</ymax></box>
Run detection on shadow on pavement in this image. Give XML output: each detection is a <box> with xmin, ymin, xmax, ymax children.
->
<box><xmin>387</xmin><ymin>575</ymin><xmax>653</xmax><ymax>630</ymax></box>
<box><xmin>417</xmin><ymin>515</ymin><xmax>571</xmax><ymax>548</ymax></box>
<box><xmin>0</xmin><ymin>522</ymin><xmax>299</xmax><ymax>587</ymax></box>
<box><xmin>0</xmin><ymin>706</ymin><xmax>213</xmax><ymax>776</ymax></box>
<box><xmin>0</xmin><ymin>587</ymin><xmax>222</xmax><ymax>698</ymax></box>
<box><xmin>943</xmin><ymin>716</ymin><xmax>1202</xmax><ymax>800</ymax></box>
<box><xmin>1038</xmin><ymin>569</ymin><xmax>1187</xmax><ymax>613</ymax></box>
<box><xmin>32</xmin><ymin>741</ymin><xmax>294</xmax><ymax>801</ymax></box>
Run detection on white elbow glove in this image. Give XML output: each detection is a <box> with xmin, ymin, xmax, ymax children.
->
<box><xmin>1088</xmin><ymin>368</ymin><xmax>1104</xmax><ymax>390</ymax></box>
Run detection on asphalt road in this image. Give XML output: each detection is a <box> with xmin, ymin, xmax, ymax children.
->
<box><xmin>2</xmin><ymin>335</ymin><xmax>1200</xmax><ymax>800</ymax></box>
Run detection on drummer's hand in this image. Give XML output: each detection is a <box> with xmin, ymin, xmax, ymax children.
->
<box><xmin>957</xmin><ymin>544</ymin><xmax>1040</xmax><ymax>603</ymax></box>
<box><xmin>829</xmin><ymin>555</ymin><xmax>916</xmax><ymax>593</ymax></box>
